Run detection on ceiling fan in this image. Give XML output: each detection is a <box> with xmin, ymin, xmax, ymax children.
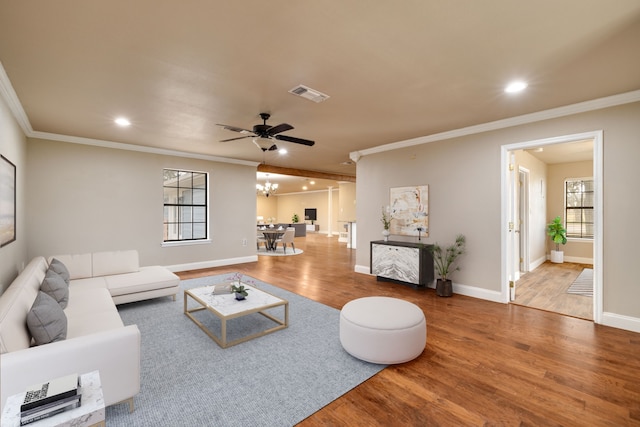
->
<box><xmin>217</xmin><ymin>113</ymin><xmax>315</xmax><ymax>152</ymax></box>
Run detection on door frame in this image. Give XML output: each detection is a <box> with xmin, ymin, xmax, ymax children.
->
<box><xmin>500</xmin><ymin>130</ymin><xmax>603</xmax><ymax>323</ymax></box>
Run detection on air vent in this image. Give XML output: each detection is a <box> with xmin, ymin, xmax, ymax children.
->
<box><xmin>288</xmin><ymin>85</ymin><xmax>330</xmax><ymax>103</ymax></box>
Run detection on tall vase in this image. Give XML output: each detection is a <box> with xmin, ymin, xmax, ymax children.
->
<box><xmin>382</xmin><ymin>229</ymin><xmax>390</xmax><ymax>242</ymax></box>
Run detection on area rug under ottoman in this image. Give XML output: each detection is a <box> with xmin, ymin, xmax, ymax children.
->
<box><xmin>105</xmin><ymin>273</ymin><xmax>385</xmax><ymax>426</ymax></box>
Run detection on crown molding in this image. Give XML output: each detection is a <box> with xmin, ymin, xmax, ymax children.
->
<box><xmin>0</xmin><ymin>61</ymin><xmax>33</xmax><ymax>134</ymax></box>
<box><xmin>29</xmin><ymin>130</ymin><xmax>259</xmax><ymax>166</ymax></box>
<box><xmin>353</xmin><ymin>89</ymin><xmax>640</xmax><ymax>158</ymax></box>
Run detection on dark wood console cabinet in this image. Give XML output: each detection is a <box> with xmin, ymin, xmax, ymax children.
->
<box><xmin>370</xmin><ymin>240</ymin><xmax>434</xmax><ymax>287</ymax></box>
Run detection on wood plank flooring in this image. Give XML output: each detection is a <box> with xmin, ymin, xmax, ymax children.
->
<box><xmin>177</xmin><ymin>233</ymin><xmax>640</xmax><ymax>426</ymax></box>
<box><xmin>513</xmin><ymin>261</ymin><xmax>593</xmax><ymax>320</ymax></box>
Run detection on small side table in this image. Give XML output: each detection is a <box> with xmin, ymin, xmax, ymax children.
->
<box><xmin>1</xmin><ymin>370</ymin><xmax>106</xmax><ymax>427</ymax></box>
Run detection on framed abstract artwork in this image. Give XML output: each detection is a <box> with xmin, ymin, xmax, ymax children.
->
<box><xmin>389</xmin><ymin>185</ymin><xmax>428</xmax><ymax>238</ymax></box>
<box><xmin>0</xmin><ymin>155</ymin><xmax>16</xmax><ymax>247</ymax></box>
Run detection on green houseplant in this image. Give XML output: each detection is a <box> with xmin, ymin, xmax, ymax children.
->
<box><xmin>428</xmin><ymin>234</ymin><xmax>466</xmax><ymax>297</ymax></box>
<box><xmin>291</xmin><ymin>213</ymin><xmax>299</xmax><ymax>223</ymax></box>
<box><xmin>547</xmin><ymin>216</ymin><xmax>567</xmax><ymax>263</ymax></box>
<box><xmin>231</xmin><ymin>284</ymin><xmax>249</xmax><ymax>301</ymax></box>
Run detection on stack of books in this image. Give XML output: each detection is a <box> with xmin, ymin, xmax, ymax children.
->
<box><xmin>19</xmin><ymin>373</ymin><xmax>81</xmax><ymax>426</ymax></box>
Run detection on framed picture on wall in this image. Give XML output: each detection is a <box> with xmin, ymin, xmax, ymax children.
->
<box><xmin>389</xmin><ymin>185</ymin><xmax>428</xmax><ymax>237</ymax></box>
<box><xmin>0</xmin><ymin>155</ymin><xmax>16</xmax><ymax>247</ymax></box>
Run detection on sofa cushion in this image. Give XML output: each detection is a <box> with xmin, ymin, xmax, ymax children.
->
<box><xmin>49</xmin><ymin>254</ymin><xmax>93</xmax><ymax>280</ymax></box>
<box><xmin>104</xmin><ymin>266</ymin><xmax>180</xmax><ymax>297</ymax></box>
<box><xmin>48</xmin><ymin>258</ymin><xmax>70</xmax><ymax>284</ymax></box>
<box><xmin>92</xmin><ymin>250</ymin><xmax>139</xmax><ymax>277</ymax></box>
<box><xmin>27</xmin><ymin>292</ymin><xmax>68</xmax><ymax>345</ymax></box>
<box><xmin>40</xmin><ymin>270</ymin><xmax>69</xmax><ymax>309</ymax></box>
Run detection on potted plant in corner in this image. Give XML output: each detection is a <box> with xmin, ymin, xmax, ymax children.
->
<box><xmin>429</xmin><ymin>234</ymin><xmax>466</xmax><ymax>297</ymax></box>
<box><xmin>381</xmin><ymin>207</ymin><xmax>391</xmax><ymax>241</ymax></box>
<box><xmin>231</xmin><ymin>284</ymin><xmax>249</xmax><ymax>301</ymax></box>
<box><xmin>547</xmin><ymin>216</ymin><xmax>567</xmax><ymax>263</ymax></box>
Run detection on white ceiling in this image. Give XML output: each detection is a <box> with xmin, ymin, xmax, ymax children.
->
<box><xmin>1</xmin><ymin>1</ymin><xmax>639</xmax><ymax>179</ymax></box>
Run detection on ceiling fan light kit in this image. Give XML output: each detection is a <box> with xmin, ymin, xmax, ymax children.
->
<box><xmin>217</xmin><ymin>113</ymin><xmax>315</xmax><ymax>152</ymax></box>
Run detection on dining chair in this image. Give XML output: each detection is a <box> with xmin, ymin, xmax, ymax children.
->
<box><xmin>275</xmin><ymin>227</ymin><xmax>296</xmax><ymax>253</ymax></box>
<box><xmin>257</xmin><ymin>229</ymin><xmax>268</xmax><ymax>250</ymax></box>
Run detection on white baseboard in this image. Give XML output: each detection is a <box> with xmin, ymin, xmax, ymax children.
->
<box><xmin>166</xmin><ymin>255</ymin><xmax>258</xmax><ymax>272</ymax></box>
<box><xmin>354</xmin><ymin>266</ymin><xmax>503</xmax><ymax>303</ymax></box>
<box><xmin>601</xmin><ymin>312</ymin><xmax>640</xmax><ymax>334</ymax></box>
<box><xmin>529</xmin><ymin>256</ymin><xmax>546</xmax><ymax>271</ymax></box>
<box><xmin>452</xmin><ymin>282</ymin><xmax>504</xmax><ymax>303</ymax></box>
<box><xmin>546</xmin><ymin>255</ymin><xmax>593</xmax><ymax>264</ymax></box>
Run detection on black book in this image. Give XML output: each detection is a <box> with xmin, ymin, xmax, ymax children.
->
<box><xmin>20</xmin><ymin>373</ymin><xmax>79</xmax><ymax>412</ymax></box>
<box><xmin>21</xmin><ymin>393</ymin><xmax>81</xmax><ymax>417</ymax></box>
<box><xmin>20</xmin><ymin>397</ymin><xmax>81</xmax><ymax>426</ymax></box>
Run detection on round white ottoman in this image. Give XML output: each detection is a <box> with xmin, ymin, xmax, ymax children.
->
<box><xmin>339</xmin><ymin>296</ymin><xmax>426</xmax><ymax>364</ymax></box>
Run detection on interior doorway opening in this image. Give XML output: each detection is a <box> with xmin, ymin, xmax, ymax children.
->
<box><xmin>501</xmin><ymin>131</ymin><xmax>602</xmax><ymax>323</ymax></box>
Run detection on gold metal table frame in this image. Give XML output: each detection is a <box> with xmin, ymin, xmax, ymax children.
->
<box><xmin>184</xmin><ymin>284</ymin><xmax>289</xmax><ymax>348</ymax></box>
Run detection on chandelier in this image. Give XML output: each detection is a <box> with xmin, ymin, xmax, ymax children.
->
<box><xmin>257</xmin><ymin>175</ymin><xmax>278</xmax><ymax>197</ymax></box>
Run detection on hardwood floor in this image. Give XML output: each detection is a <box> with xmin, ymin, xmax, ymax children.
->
<box><xmin>177</xmin><ymin>233</ymin><xmax>640</xmax><ymax>426</ymax></box>
<box><xmin>513</xmin><ymin>261</ymin><xmax>593</xmax><ymax>320</ymax></box>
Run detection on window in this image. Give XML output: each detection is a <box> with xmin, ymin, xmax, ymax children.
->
<box><xmin>163</xmin><ymin>169</ymin><xmax>208</xmax><ymax>242</ymax></box>
<box><xmin>565</xmin><ymin>178</ymin><xmax>593</xmax><ymax>239</ymax></box>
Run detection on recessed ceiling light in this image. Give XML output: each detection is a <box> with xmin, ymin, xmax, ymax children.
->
<box><xmin>505</xmin><ymin>81</ymin><xmax>528</xmax><ymax>93</ymax></box>
<box><xmin>114</xmin><ymin>117</ymin><xmax>131</xmax><ymax>127</ymax></box>
<box><xmin>278</xmin><ymin>148</ymin><xmax>288</xmax><ymax>155</ymax></box>
<box><xmin>309</xmin><ymin>180</ymin><xmax>315</xmax><ymax>185</ymax></box>
<box><xmin>302</xmin><ymin>186</ymin><xmax>308</xmax><ymax>190</ymax></box>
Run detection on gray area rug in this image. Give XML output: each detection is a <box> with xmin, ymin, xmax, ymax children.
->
<box><xmin>567</xmin><ymin>268</ymin><xmax>593</xmax><ymax>297</ymax></box>
<box><xmin>257</xmin><ymin>247</ymin><xmax>303</xmax><ymax>256</ymax></box>
<box><xmin>106</xmin><ymin>273</ymin><xmax>384</xmax><ymax>426</ymax></box>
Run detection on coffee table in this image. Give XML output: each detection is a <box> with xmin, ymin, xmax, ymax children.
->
<box><xmin>184</xmin><ymin>283</ymin><xmax>289</xmax><ymax>348</ymax></box>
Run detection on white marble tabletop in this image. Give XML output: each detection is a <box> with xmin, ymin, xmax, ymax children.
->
<box><xmin>188</xmin><ymin>283</ymin><xmax>286</xmax><ymax>317</ymax></box>
<box><xmin>1</xmin><ymin>371</ymin><xmax>105</xmax><ymax>427</ymax></box>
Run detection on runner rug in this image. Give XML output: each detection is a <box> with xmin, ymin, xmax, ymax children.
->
<box><xmin>567</xmin><ymin>268</ymin><xmax>593</xmax><ymax>297</ymax></box>
<box><xmin>106</xmin><ymin>273</ymin><xmax>384</xmax><ymax>426</ymax></box>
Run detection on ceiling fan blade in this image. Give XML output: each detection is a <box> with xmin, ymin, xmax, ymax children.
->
<box><xmin>267</xmin><ymin>123</ymin><xmax>294</xmax><ymax>136</ymax></box>
<box><xmin>216</xmin><ymin>124</ymin><xmax>254</xmax><ymax>134</ymax></box>
<box><xmin>220</xmin><ymin>135</ymin><xmax>253</xmax><ymax>142</ymax></box>
<box><xmin>275</xmin><ymin>134</ymin><xmax>315</xmax><ymax>146</ymax></box>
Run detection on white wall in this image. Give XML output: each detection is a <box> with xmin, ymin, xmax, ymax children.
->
<box><xmin>355</xmin><ymin>101</ymin><xmax>640</xmax><ymax>322</ymax></box>
<box><xmin>0</xmin><ymin>92</ymin><xmax>28</xmax><ymax>292</ymax></box>
<box><xmin>26</xmin><ymin>138</ymin><xmax>258</xmax><ymax>269</ymax></box>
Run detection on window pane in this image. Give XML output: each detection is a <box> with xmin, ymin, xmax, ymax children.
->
<box><xmin>180</xmin><ymin>206</ymin><xmax>192</xmax><ymax>222</ymax></box>
<box><xmin>180</xmin><ymin>223</ymin><xmax>192</xmax><ymax>239</ymax></box>
<box><xmin>193</xmin><ymin>223</ymin><xmax>206</xmax><ymax>239</ymax></box>
<box><xmin>163</xmin><ymin>187</ymin><xmax>178</xmax><ymax>203</ymax></box>
<box><xmin>192</xmin><ymin>189</ymin><xmax>206</xmax><ymax>205</ymax></box>
<box><xmin>193</xmin><ymin>173</ymin><xmax>206</xmax><ymax>189</ymax></box>
<box><xmin>163</xmin><ymin>169</ymin><xmax>179</xmax><ymax>187</ymax></box>
<box><xmin>193</xmin><ymin>207</ymin><xmax>206</xmax><ymax>222</ymax></box>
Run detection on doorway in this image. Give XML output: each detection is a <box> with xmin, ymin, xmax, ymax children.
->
<box><xmin>501</xmin><ymin>131</ymin><xmax>603</xmax><ymax>323</ymax></box>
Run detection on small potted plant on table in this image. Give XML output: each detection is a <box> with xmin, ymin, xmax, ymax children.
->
<box><xmin>231</xmin><ymin>284</ymin><xmax>249</xmax><ymax>301</ymax></box>
<box><xmin>429</xmin><ymin>234</ymin><xmax>466</xmax><ymax>297</ymax></box>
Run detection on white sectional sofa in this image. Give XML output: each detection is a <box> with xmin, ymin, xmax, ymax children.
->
<box><xmin>0</xmin><ymin>250</ymin><xmax>180</xmax><ymax>412</ymax></box>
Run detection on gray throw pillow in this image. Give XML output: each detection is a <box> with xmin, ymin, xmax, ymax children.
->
<box><xmin>41</xmin><ymin>269</ymin><xmax>69</xmax><ymax>309</ymax></box>
<box><xmin>27</xmin><ymin>291</ymin><xmax>68</xmax><ymax>345</ymax></box>
<box><xmin>49</xmin><ymin>258</ymin><xmax>70</xmax><ymax>284</ymax></box>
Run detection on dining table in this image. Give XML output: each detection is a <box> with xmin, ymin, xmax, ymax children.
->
<box><xmin>260</xmin><ymin>228</ymin><xmax>285</xmax><ymax>251</ymax></box>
